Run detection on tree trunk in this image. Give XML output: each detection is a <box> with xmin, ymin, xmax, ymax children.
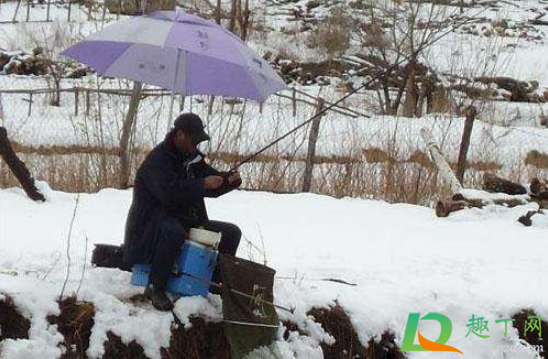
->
<box><xmin>421</xmin><ymin>128</ymin><xmax>463</xmax><ymax>194</ymax></box>
<box><xmin>119</xmin><ymin>82</ymin><xmax>143</xmax><ymax>189</ymax></box>
<box><xmin>240</xmin><ymin>0</ymin><xmax>251</xmax><ymax>41</ymax></box>
<box><xmin>402</xmin><ymin>63</ymin><xmax>418</xmax><ymax>118</ymax></box>
<box><xmin>228</xmin><ymin>0</ymin><xmax>238</xmax><ymax>33</ymax></box>
<box><xmin>215</xmin><ymin>0</ymin><xmax>222</xmax><ymax>24</ymax></box>
<box><xmin>0</xmin><ymin>127</ymin><xmax>45</xmax><ymax>202</ymax></box>
<box><xmin>456</xmin><ymin>106</ymin><xmax>476</xmax><ymax>185</ymax></box>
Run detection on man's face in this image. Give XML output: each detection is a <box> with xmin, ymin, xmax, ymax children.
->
<box><xmin>174</xmin><ymin>130</ymin><xmax>198</xmax><ymax>155</ymax></box>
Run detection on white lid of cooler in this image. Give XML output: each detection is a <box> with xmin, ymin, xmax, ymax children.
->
<box><xmin>189</xmin><ymin>228</ymin><xmax>221</xmax><ymax>247</ymax></box>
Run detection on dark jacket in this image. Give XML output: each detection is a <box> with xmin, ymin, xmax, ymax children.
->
<box><xmin>123</xmin><ymin>132</ymin><xmax>236</xmax><ymax>265</ymax></box>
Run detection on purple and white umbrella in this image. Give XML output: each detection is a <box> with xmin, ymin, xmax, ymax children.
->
<box><xmin>62</xmin><ymin>11</ymin><xmax>287</xmax><ymax>122</ymax></box>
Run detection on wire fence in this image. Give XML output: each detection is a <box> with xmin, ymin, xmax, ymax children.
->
<box><xmin>1</xmin><ymin>73</ymin><xmax>548</xmax><ymax>203</ymax></box>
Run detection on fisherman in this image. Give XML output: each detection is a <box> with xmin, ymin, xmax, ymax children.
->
<box><xmin>123</xmin><ymin>113</ymin><xmax>242</xmax><ymax>311</ymax></box>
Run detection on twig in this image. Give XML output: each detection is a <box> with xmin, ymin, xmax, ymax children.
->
<box><xmin>42</xmin><ymin>251</ymin><xmax>62</xmax><ymax>280</ymax></box>
<box><xmin>60</xmin><ymin>194</ymin><xmax>80</xmax><ymax>299</ymax></box>
<box><xmin>76</xmin><ymin>235</ymin><xmax>89</xmax><ymax>296</ymax></box>
<box><xmin>256</xmin><ymin>224</ymin><xmax>268</xmax><ymax>266</ymax></box>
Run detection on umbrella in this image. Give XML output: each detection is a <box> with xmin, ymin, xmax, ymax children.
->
<box><xmin>62</xmin><ymin>10</ymin><xmax>287</xmax><ymax>128</ymax></box>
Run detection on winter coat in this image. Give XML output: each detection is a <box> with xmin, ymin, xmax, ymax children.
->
<box><xmin>123</xmin><ymin>132</ymin><xmax>236</xmax><ymax>265</ymax></box>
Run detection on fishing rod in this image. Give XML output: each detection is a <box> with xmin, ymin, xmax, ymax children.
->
<box><xmin>229</xmin><ymin>7</ymin><xmax>488</xmax><ymax>172</ymax></box>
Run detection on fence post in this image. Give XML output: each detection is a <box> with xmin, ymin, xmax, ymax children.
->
<box><xmin>74</xmin><ymin>88</ymin><xmax>79</xmax><ymax>116</ymax></box>
<box><xmin>207</xmin><ymin>95</ymin><xmax>214</xmax><ymax>116</ymax></box>
<box><xmin>85</xmin><ymin>89</ymin><xmax>90</xmax><ymax>116</ymax></box>
<box><xmin>119</xmin><ymin>82</ymin><xmax>143</xmax><ymax>189</ymax></box>
<box><xmin>292</xmin><ymin>88</ymin><xmax>296</xmax><ymax>117</ymax></box>
<box><xmin>46</xmin><ymin>0</ymin><xmax>51</xmax><ymax>21</ymax></box>
<box><xmin>101</xmin><ymin>2</ymin><xmax>107</xmax><ymax>27</ymax></box>
<box><xmin>456</xmin><ymin>105</ymin><xmax>476</xmax><ymax>185</ymax></box>
<box><xmin>180</xmin><ymin>95</ymin><xmax>185</xmax><ymax>112</ymax></box>
<box><xmin>12</xmin><ymin>0</ymin><xmax>21</xmax><ymax>22</ymax></box>
<box><xmin>302</xmin><ymin>97</ymin><xmax>324</xmax><ymax>192</ymax></box>
<box><xmin>67</xmin><ymin>0</ymin><xmax>72</xmax><ymax>21</ymax></box>
<box><xmin>27</xmin><ymin>93</ymin><xmax>33</xmax><ymax>117</ymax></box>
<box><xmin>87</xmin><ymin>0</ymin><xmax>92</xmax><ymax>21</ymax></box>
<box><xmin>25</xmin><ymin>0</ymin><xmax>30</xmax><ymax>22</ymax></box>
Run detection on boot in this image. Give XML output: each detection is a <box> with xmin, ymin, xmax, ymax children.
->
<box><xmin>144</xmin><ymin>284</ymin><xmax>174</xmax><ymax>311</ymax></box>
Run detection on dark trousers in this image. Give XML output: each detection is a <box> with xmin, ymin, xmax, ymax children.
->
<box><xmin>150</xmin><ymin>218</ymin><xmax>241</xmax><ymax>291</ymax></box>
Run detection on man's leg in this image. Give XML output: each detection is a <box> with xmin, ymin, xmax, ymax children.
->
<box><xmin>202</xmin><ymin>220</ymin><xmax>242</xmax><ymax>284</ymax></box>
<box><xmin>147</xmin><ymin>217</ymin><xmax>187</xmax><ymax>310</ymax></box>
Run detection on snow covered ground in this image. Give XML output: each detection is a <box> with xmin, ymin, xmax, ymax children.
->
<box><xmin>0</xmin><ymin>183</ymin><xmax>547</xmax><ymax>358</ymax></box>
<box><xmin>1</xmin><ymin>1</ymin><xmax>548</xmax><ymax>357</ymax></box>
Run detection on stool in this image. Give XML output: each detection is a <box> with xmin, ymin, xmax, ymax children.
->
<box><xmin>131</xmin><ymin>228</ymin><xmax>221</xmax><ymax>297</ymax></box>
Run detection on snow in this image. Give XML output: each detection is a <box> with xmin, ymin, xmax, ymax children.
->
<box><xmin>0</xmin><ymin>185</ymin><xmax>547</xmax><ymax>358</ymax></box>
<box><xmin>87</xmin><ymin>291</ymin><xmax>173</xmax><ymax>359</ymax></box>
<box><xmin>172</xmin><ymin>295</ymin><xmax>222</xmax><ymax>329</ymax></box>
<box><xmin>1</xmin><ymin>0</ymin><xmax>548</xmax><ymax>357</ymax></box>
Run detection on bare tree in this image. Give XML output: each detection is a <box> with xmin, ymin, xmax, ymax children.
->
<box><xmin>354</xmin><ymin>0</ymin><xmax>452</xmax><ymax>117</ymax></box>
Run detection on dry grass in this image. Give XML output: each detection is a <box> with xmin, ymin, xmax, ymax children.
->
<box><xmin>1</xmin><ymin>86</ymin><xmax>545</xmax><ymax>205</ymax></box>
<box><xmin>0</xmin><ymin>143</ymin><xmax>544</xmax><ymax>206</ymax></box>
<box><xmin>47</xmin><ymin>296</ymin><xmax>95</xmax><ymax>359</ymax></box>
<box><xmin>525</xmin><ymin>150</ymin><xmax>548</xmax><ymax>170</ymax></box>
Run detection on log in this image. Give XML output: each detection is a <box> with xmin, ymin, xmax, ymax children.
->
<box><xmin>0</xmin><ymin>127</ymin><xmax>45</xmax><ymax>202</ymax></box>
<box><xmin>483</xmin><ymin>173</ymin><xmax>527</xmax><ymax>195</ymax></box>
<box><xmin>435</xmin><ymin>200</ymin><xmax>468</xmax><ymax>217</ymax></box>
<box><xmin>530</xmin><ymin>178</ymin><xmax>547</xmax><ymax>195</ymax></box>
<box><xmin>473</xmin><ymin>76</ymin><xmax>531</xmax><ymax>102</ymax></box>
<box><xmin>421</xmin><ymin>128</ymin><xmax>463</xmax><ymax>194</ymax></box>
<box><xmin>518</xmin><ymin>210</ymin><xmax>540</xmax><ymax>227</ymax></box>
<box><xmin>91</xmin><ymin>244</ymin><xmax>131</xmax><ymax>272</ymax></box>
<box><xmin>436</xmin><ymin>193</ymin><xmax>529</xmax><ymax>217</ymax></box>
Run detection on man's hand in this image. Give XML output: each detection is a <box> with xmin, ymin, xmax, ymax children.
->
<box><xmin>204</xmin><ymin>175</ymin><xmax>224</xmax><ymax>190</ymax></box>
<box><xmin>227</xmin><ymin>172</ymin><xmax>242</xmax><ymax>187</ymax></box>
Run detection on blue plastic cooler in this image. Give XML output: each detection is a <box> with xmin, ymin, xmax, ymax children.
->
<box><xmin>131</xmin><ymin>240</ymin><xmax>218</xmax><ymax>297</ymax></box>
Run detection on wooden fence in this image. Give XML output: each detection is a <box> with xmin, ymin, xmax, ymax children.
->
<box><xmin>0</xmin><ymin>85</ymin><xmax>370</xmax><ymax>119</ymax></box>
<box><xmin>0</xmin><ymin>84</ymin><xmax>370</xmax><ymax>191</ymax></box>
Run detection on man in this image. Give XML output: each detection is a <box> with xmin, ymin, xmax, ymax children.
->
<box><xmin>123</xmin><ymin>113</ymin><xmax>242</xmax><ymax>311</ymax></box>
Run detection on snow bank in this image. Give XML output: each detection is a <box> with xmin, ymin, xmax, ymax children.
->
<box><xmin>0</xmin><ymin>186</ymin><xmax>547</xmax><ymax>358</ymax></box>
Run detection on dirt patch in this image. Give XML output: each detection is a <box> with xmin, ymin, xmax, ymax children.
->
<box><xmin>307</xmin><ymin>305</ymin><xmax>404</xmax><ymax>359</ymax></box>
<box><xmin>3</xmin><ymin>295</ymin><xmax>405</xmax><ymax>359</ymax></box>
<box><xmin>103</xmin><ymin>332</ymin><xmax>148</xmax><ymax>359</ymax></box>
<box><xmin>0</xmin><ymin>295</ymin><xmax>31</xmax><ymax>341</ymax></box>
<box><xmin>512</xmin><ymin>309</ymin><xmax>546</xmax><ymax>356</ymax></box>
<box><xmin>161</xmin><ymin>317</ymin><xmax>231</xmax><ymax>359</ymax></box>
<box><xmin>47</xmin><ymin>296</ymin><xmax>95</xmax><ymax>359</ymax></box>
<box><xmin>525</xmin><ymin>150</ymin><xmax>548</xmax><ymax>170</ymax></box>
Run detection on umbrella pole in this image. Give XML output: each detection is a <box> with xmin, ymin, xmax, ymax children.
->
<box><xmin>167</xmin><ymin>49</ymin><xmax>182</xmax><ymax>132</ymax></box>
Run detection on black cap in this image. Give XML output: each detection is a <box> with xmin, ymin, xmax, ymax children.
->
<box><xmin>173</xmin><ymin>113</ymin><xmax>210</xmax><ymax>143</ymax></box>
